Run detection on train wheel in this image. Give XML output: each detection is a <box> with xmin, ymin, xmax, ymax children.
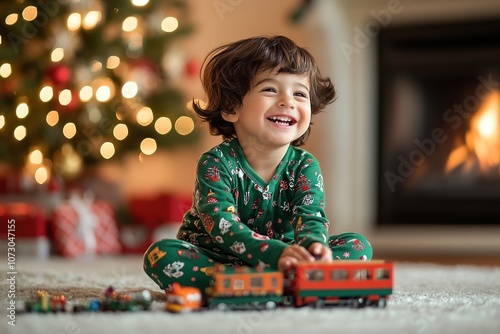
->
<box><xmin>264</xmin><ymin>301</ymin><xmax>277</xmax><ymax>310</ymax></box>
<box><xmin>216</xmin><ymin>303</ymin><xmax>228</xmax><ymax>311</ymax></box>
<box><xmin>377</xmin><ymin>297</ymin><xmax>387</xmax><ymax>308</ymax></box>
<box><xmin>282</xmin><ymin>296</ymin><xmax>294</xmax><ymax>307</ymax></box>
<box><xmin>350</xmin><ymin>297</ymin><xmax>364</xmax><ymax>308</ymax></box>
<box><xmin>314</xmin><ymin>299</ymin><xmax>325</xmax><ymax>309</ymax></box>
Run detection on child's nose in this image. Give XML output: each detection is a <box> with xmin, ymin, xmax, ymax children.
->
<box><xmin>278</xmin><ymin>95</ymin><xmax>295</xmax><ymax>108</ymax></box>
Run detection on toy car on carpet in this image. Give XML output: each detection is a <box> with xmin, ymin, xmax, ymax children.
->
<box><xmin>23</xmin><ymin>287</ymin><xmax>152</xmax><ymax>313</ymax></box>
<box><xmin>73</xmin><ymin>286</ymin><xmax>152</xmax><ymax>312</ymax></box>
<box><xmin>24</xmin><ymin>290</ymin><xmax>66</xmax><ymax>313</ymax></box>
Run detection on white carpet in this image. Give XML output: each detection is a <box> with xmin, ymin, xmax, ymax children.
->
<box><xmin>1</xmin><ymin>255</ymin><xmax>499</xmax><ymax>334</ymax></box>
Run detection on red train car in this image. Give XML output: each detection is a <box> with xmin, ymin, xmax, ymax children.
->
<box><xmin>284</xmin><ymin>260</ymin><xmax>393</xmax><ymax>308</ymax></box>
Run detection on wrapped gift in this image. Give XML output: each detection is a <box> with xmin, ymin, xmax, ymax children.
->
<box><xmin>0</xmin><ymin>203</ymin><xmax>50</xmax><ymax>258</ymax></box>
<box><xmin>51</xmin><ymin>191</ymin><xmax>121</xmax><ymax>257</ymax></box>
<box><xmin>122</xmin><ymin>193</ymin><xmax>191</xmax><ymax>254</ymax></box>
<box><xmin>127</xmin><ymin>193</ymin><xmax>192</xmax><ymax>230</ymax></box>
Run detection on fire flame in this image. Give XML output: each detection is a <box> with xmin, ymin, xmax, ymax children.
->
<box><xmin>445</xmin><ymin>90</ymin><xmax>500</xmax><ymax>175</ymax></box>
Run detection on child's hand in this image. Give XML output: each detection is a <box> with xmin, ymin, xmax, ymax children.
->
<box><xmin>277</xmin><ymin>245</ymin><xmax>315</xmax><ymax>271</ymax></box>
<box><xmin>308</xmin><ymin>242</ymin><xmax>333</xmax><ymax>262</ymax></box>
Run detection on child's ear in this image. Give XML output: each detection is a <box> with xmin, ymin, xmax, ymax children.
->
<box><xmin>221</xmin><ymin>111</ymin><xmax>238</xmax><ymax>123</ymax></box>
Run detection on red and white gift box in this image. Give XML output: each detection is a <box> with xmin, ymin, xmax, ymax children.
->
<box><xmin>0</xmin><ymin>203</ymin><xmax>50</xmax><ymax>258</ymax></box>
<box><xmin>51</xmin><ymin>192</ymin><xmax>121</xmax><ymax>257</ymax></box>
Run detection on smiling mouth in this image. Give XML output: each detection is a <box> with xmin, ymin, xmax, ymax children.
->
<box><xmin>267</xmin><ymin>116</ymin><xmax>296</xmax><ymax>126</ymax></box>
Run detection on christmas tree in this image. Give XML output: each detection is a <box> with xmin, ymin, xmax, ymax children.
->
<box><xmin>0</xmin><ymin>0</ymin><xmax>198</xmax><ymax>185</ymax></box>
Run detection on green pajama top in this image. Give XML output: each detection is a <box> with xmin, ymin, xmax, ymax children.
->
<box><xmin>177</xmin><ymin>139</ymin><xmax>330</xmax><ymax>270</ymax></box>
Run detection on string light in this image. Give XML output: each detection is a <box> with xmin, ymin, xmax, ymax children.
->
<box><xmin>5</xmin><ymin>14</ymin><xmax>18</xmax><ymax>25</ymax></box>
<box><xmin>83</xmin><ymin>11</ymin><xmax>101</xmax><ymax>30</ymax></box>
<box><xmin>51</xmin><ymin>48</ymin><xmax>64</xmax><ymax>62</ymax></box>
<box><xmin>0</xmin><ymin>115</ymin><xmax>5</xmax><ymax>130</ymax></box>
<box><xmin>59</xmin><ymin>89</ymin><xmax>72</xmax><ymax>106</ymax></box>
<box><xmin>39</xmin><ymin>86</ymin><xmax>54</xmax><ymax>102</ymax></box>
<box><xmin>122</xmin><ymin>81</ymin><xmax>138</xmax><ymax>98</ymax></box>
<box><xmin>62</xmin><ymin>122</ymin><xmax>76</xmax><ymax>139</ymax></box>
<box><xmin>106</xmin><ymin>56</ymin><xmax>120</xmax><ymax>69</ymax></box>
<box><xmin>91</xmin><ymin>77</ymin><xmax>115</xmax><ymax>102</ymax></box>
<box><xmin>113</xmin><ymin>123</ymin><xmax>129</xmax><ymax>140</ymax></box>
<box><xmin>136</xmin><ymin>106</ymin><xmax>153</xmax><ymax>126</ymax></box>
<box><xmin>96</xmin><ymin>85</ymin><xmax>111</xmax><ymax>102</ymax></box>
<box><xmin>175</xmin><ymin>116</ymin><xmax>195</xmax><ymax>135</ymax></box>
<box><xmin>131</xmin><ymin>0</ymin><xmax>149</xmax><ymax>6</ymax></box>
<box><xmin>0</xmin><ymin>63</ymin><xmax>12</xmax><ymax>78</ymax></box>
<box><xmin>100</xmin><ymin>142</ymin><xmax>115</xmax><ymax>159</ymax></box>
<box><xmin>79</xmin><ymin>85</ymin><xmax>93</xmax><ymax>102</ymax></box>
<box><xmin>14</xmin><ymin>126</ymin><xmax>27</xmax><ymax>141</ymax></box>
<box><xmin>34</xmin><ymin>167</ymin><xmax>49</xmax><ymax>184</ymax></box>
<box><xmin>155</xmin><ymin>117</ymin><xmax>172</xmax><ymax>134</ymax></box>
<box><xmin>91</xmin><ymin>60</ymin><xmax>102</xmax><ymax>72</ymax></box>
<box><xmin>29</xmin><ymin>149</ymin><xmax>43</xmax><ymax>164</ymax></box>
<box><xmin>67</xmin><ymin>13</ymin><xmax>82</xmax><ymax>31</ymax></box>
<box><xmin>16</xmin><ymin>103</ymin><xmax>29</xmax><ymax>119</ymax></box>
<box><xmin>46</xmin><ymin>110</ymin><xmax>59</xmax><ymax>126</ymax></box>
<box><xmin>123</xmin><ymin>16</ymin><xmax>138</xmax><ymax>32</ymax></box>
<box><xmin>22</xmin><ymin>6</ymin><xmax>38</xmax><ymax>21</ymax></box>
<box><xmin>140</xmin><ymin>138</ymin><xmax>157</xmax><ymax>155</ymax></box>
<box><xmin>161</xmin><ymin>17</ymin><xmax>178</xmax><ymax>32</ymax></box>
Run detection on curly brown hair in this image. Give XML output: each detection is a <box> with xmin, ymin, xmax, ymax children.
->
<box><xmin>192</xmin><ymin>35</ymin><xmax>336</xmax><ymax>146</ymax></box>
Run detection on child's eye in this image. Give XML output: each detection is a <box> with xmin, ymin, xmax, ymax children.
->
<box><xmin>261</xmin><ymin>87</ymin><xmax>277</xmax><ymax>93</ymax></box>
<box><xmin>294</xmin><ymin>92</ymin><xmax>308</xmax><ymax>98</ymax></box>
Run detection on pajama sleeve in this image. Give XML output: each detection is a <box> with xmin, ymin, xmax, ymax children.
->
<box><xmin>291</xmin><ymin>160</ymin><xmax>330</xmax><ymax>249</ymax></box>
<box><xmin>194</xmin><ymin>152</ymin><xmax>288</xmax><ymax>269</ymax></box>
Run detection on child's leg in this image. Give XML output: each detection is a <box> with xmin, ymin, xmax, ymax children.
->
<box><xmin>327</xmin><ymin>232</ymin><xmax>373</xmax><ymax>260</ymax></box>
<box><xmin>143</xmin><ymin>239</ymin><xmax>218</xmax><ymax>292</ymax></box>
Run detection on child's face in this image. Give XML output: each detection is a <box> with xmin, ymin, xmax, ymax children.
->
<box><xmin>223</xmin><ymin>69</ymin><xmax>311</xmax><ymax>149</ymax></box>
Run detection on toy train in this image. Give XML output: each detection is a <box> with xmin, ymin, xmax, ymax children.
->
<box><xmin>24</xmin><ymin>290</ymin><xmax>67</xmax><ymax>313</ymax></box>
<box><xmin>167</xmin><ymin>260</ymin><xmax>394</xmax><ymax>312</ymax></box>
<box><xmin>23</xmin><ymin>286</ymin><xmax>152</xmax><ymax>313</ymax></box>
<box><xmin>73</xmin><ymin>286</ymin><xmax>153</xmax><ymax>312</ymax></box>
<box><xmin>22</xmin><ymin>261</ymin><xmax>393</xmax><ymax>314</ymax></box>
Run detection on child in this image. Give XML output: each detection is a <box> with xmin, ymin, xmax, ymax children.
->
<box><xmin>143</xmin><ymin>35</ymin><xmax>372</xmax><ymax>293</ymax></box>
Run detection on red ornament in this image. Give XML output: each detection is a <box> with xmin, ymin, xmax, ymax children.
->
<box><xmin>185</xmin><ymin>58</ymin><xmax>199</xmax><ymax>77</ymax></box>
<box><xmin>46</xmin><ymin>64</ymin><xmax>71</xmax><ymax>86</ymax></box>
<box><xmin>0</xmin><ymin>79</ymin><xmax>18</xmax><ymax>96</ymax></box>
<box><xmin>131</xmin><ymin>58</ymin><xmax>157</xmax><ymax>72</ymax></box>
<box><xmin>47</xmin><ymin>174</ymin><xmax>63</xmax><ymax>193</ymax></box>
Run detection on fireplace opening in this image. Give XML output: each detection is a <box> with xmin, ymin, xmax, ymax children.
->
<box><xmin>376</xmin><ymin>18</ymin><xmax>500</xmax><ymax>226</ymax></box>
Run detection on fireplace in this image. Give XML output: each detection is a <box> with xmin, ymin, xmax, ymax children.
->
<box><xmin>376</xmin><ymin>18</ymin><xmax>500</xmax><ymax>226</ymax></box>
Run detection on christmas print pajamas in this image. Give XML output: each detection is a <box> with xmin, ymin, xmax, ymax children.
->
<box><xmin>143</xmin><ymin>139</ymin><xmax>372</xmax><ymax>292</ymax></box>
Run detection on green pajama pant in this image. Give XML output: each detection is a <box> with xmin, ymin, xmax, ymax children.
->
<box><xmin>143</xmin><ymin>232</ymin><xmax>373</xmax><ymax>293</ymax></box>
